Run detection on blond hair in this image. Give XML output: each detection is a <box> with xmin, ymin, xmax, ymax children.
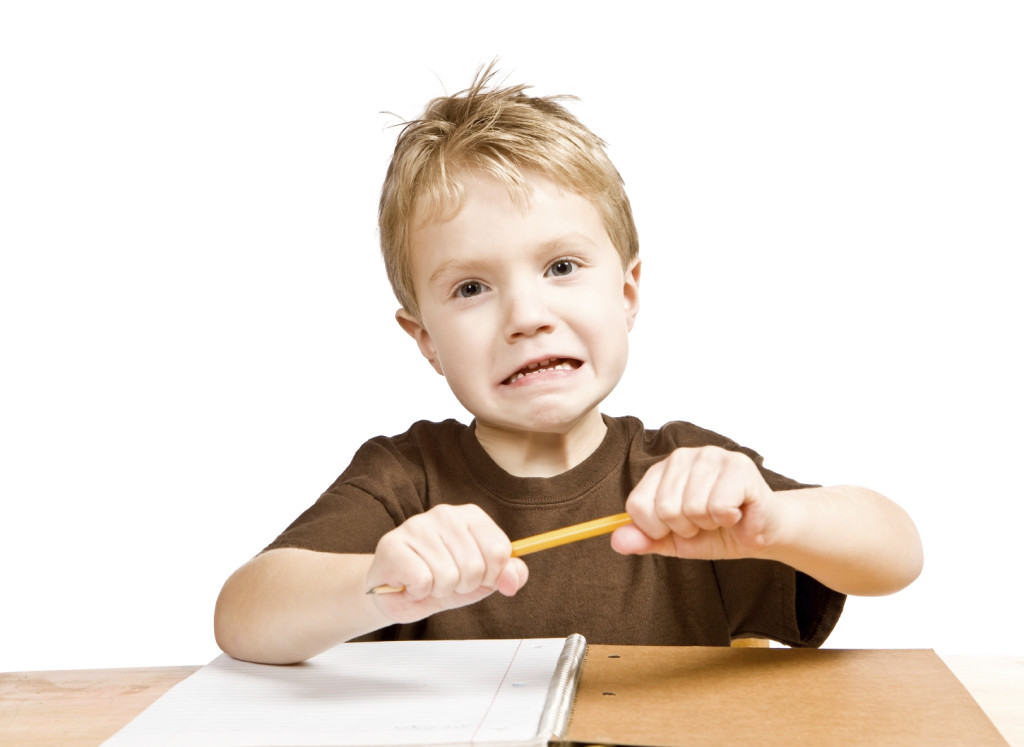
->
<box><xmin>378</xmin><ymin>64</ymin><xmax>639</xmax><ymax>317</ymax></box>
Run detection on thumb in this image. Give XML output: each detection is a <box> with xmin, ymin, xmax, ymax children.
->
<box><xmin>495</xmin><ymin>558</ymin><xmax>529</xmax><ymax>596</ymax></box>
<box><xmin>610</xmin><ymin>524</ymin><xmax>662</xmax><ymax>555</ymax></box>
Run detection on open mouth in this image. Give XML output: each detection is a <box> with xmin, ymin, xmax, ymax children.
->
<box><xmin>503</xmin><ymin>358</ymin><xmax>581</xmax><ymax>385</ymax></box>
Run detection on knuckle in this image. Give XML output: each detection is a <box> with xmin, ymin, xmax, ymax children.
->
<box><xmin>431</xmin><ymin>567</ymin><xmax>458</xmax><ymax>596</ymax></box>
<box><xmin>673</xmin><ymin>520</ymin><xmax>700</xmax><ymax>539</ymax></box>
<box><xmin>485</xmin><ymin>538</ymin><xmax>512</xmax><ymax>563</ymax></box>
<box><xmin>722</xmin><ymin>449</ymin><xmax>744</xmax><ymax>466</ymax></box>
<box><xmin>375</xmin><ymin>530</ymin><xmax>402</xmax><ymax>554</ymax></box>
<box><xmin>403</xmin><ymin>566</ymin><xmax>433</xmax><ymax>596</ymax></box>
<box><xmin>409</xmin><ymin>565</ymin><xmax>432</xmax><ymax>587</ymax></box>
<box><xmin>653</xmin><ymin>493</ymin><xmax>678</xmax><ymax>520</ymax></box>
<box><xmin>461</xmin><ymin>556</ymin><xmax>486</xmax><ymax>583</ymax></box>
<box><xmin>681</xmin><ymin>497</ymin><xmax>709</xmax><ymax>518</ymax></box>
<box><xmin>693</xmin><ymin>445</ymin><xmax>725</xmax><ymax>465</ymax></box>
<box><xmin>431</xmin><ymin>503</ymin><xmax>459</xmax><ymax>520</ymax></box>
<box><xmin>667</xmin><ymin>449</ymin><xmax>691</xmax><ymax>467</ymax></box>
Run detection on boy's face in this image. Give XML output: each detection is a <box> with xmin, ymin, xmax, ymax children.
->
<box><xmin>397</xmin><ymin>171</ymin><xmax>640</xmax><ymax>439</ymax></box>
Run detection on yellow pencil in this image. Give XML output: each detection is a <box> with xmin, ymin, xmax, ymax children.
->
<box><xmin>368</xmin><ymin>512</ymin><xmax>632</xmax><ymax>595</ymax></box>
<box><xmin>508</xmin><ymin>511</ymin><xmax>632</xmax><ymax>556</ymax></box>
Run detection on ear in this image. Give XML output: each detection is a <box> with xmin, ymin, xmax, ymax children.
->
<box><xmin>623</xmin><ymin>258</ymin><xmax>641</xmax><ymax>331</ymax></box>
<box><xmin>395</xmin><ymin>308</ymin><xmax>445</xmax><ymax>376</ymax></box>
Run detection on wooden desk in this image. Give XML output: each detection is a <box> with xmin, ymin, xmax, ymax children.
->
<box><xmin>944</xmin><ymin>655</ymin><xmax>1024</xmax><ymax>745</ymax></box>
<box><xmin>1</xmin><ymin>654</ymin><xmax>1021</xmax><ymax>746</ymax></box>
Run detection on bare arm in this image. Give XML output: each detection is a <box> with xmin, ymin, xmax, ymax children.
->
<box><xmin>214</xmin><ymin>549</ymin><xmax>391</xmax><ymax>665</ymax></box>
<box><xmin>611</xmin><ymin>447</ymin><xmax>923</xmax><ymax>596</ymax></box>
<box><xmin>757</xmin><ymin>484</ymin><xmax>922</xmax><ymax>596</ymax></box>
<box><xmin>214</xmin><ymin>504</ymin><xmax>529</xmax><ymax>665</ymax></box>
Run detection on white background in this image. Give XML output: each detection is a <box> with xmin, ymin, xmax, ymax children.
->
<box><xmin>2</xmin><ymin>2</ymin><xmax>1021</xmax><ymax>672</ymax></box>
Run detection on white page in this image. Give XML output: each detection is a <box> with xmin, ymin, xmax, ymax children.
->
<box><xmin>103</xmin><ymin>638</ymin><xmax>570</xmax><ymax>747</ymax></box>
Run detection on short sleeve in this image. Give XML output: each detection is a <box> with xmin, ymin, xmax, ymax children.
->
<box><xmin>712</xmin><ymin>559</ymin><xmax>846</xmax><ymax>647</ymax></box>
<box><xmin>261</xmin><ymin>431</ymin><xmax>433</xmax><ymax>554</ymax></box>
<box><xmin>262</xmin><ymin>488</ymin><xmax>398</xmax><ymax>554</ymax></box>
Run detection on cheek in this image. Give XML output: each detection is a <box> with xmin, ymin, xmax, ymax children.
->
<box><xmin>430</xmin><ymin>328</ymin><xmax>482</xmax><ymax>381</ymax></box>
<box><xmin>584</xmin><ymin>284</ymin><xmax>634</xmax><ymax>332</ymax></box>
<box><xmin>583</xmin><ymin>290</ymin><xmax>633</xmax><ymax>366</ymax></box>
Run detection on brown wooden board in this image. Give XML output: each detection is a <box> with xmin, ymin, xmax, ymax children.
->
<box><xmin>565</xmin><ymin>646</ymin><xmax>1007</xmax><ymax>746</ymax></box>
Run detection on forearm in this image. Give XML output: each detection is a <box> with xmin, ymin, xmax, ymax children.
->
<box><xmin>214</xmin><ymin>548</ymin><xmax>391</xmax><ymax>664</ymax></box>
<box><xmin>763</xmin><ymin>486</ymin><xmax>923</xmax><ymax>596</ymax></box>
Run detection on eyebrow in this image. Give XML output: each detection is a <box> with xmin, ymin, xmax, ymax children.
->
<box><xmin>428</xmin><ymin>258</ymin><xmax>487</xmax><ymax>286</ymax></box>
<box><xmin>426</xmin><ymin>233</ymin><xmax>603</xmax><ymax>286</ymax></box>
<box><xmin>538</xmin><ymin>233</ymin><xmax>600</xmax><ymax>255</ymax></box>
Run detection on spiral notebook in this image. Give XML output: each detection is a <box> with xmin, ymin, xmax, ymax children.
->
<box><xmin>102</xmin><ymin>635</ymin><xmax>587</xmax><ymax>747</ymax></box>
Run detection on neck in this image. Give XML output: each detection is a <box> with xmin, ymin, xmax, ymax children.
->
<box><xmin>473</xmin><ymin>409</ymin><xmax>607</xmax><ymax>477</ymax></box>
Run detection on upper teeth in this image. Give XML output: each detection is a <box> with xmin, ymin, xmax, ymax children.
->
<box><xmin>507</xmin><ymin>358</ymin><xmax>573</xmax><ymax>383</ymax></box>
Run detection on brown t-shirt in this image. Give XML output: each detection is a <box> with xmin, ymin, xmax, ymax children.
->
<box><xmin>264</xmin><ymin>415</ymin><xmax>845</xmax><ymax>647</ymax></box>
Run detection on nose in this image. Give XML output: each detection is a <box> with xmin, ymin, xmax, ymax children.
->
<box><xmin>502</xmin><ymin>283</ymin><xmax>555</xmax><ymax>342</ymax></box>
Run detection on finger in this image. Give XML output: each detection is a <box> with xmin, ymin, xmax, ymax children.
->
<box><xmin>433</xmin><ymin>504</ymin><xmax>513</xmax><ymax>596</ymax></box>
<box><xmin>652</xmin><ymin>452</ymin><xmax>703</xmax><ymax>538</ymax></box>
<box><xmin>440</xmin><ymin>503</ymin><xmax>511</xmax><ymax>593</ymax></box>
<box><xmin>372</xmin><ymin>584</ymin><xmax>495</xmax><ymax>625</ymax></box>
<box><xmin>393</xmin><ymin>513</ymin><xmax>466</xmax><ymax>598</ymax></box>
<box><xmin>433</xmin><ymin>522</ymin><xmax>492</xmax><ymax>596</ymax></box>
<box><xmin>705</xmin><ymin>463</ymin><xmax>746</xmax><ymax>529</ymax></box>
<box><xmin>408</xmin><ymin>505</ymin><xmax>485</xmax><ymax>596</ymax></box>
<box><xmin>678</xmin><ymin>449</ymin><xmax>728</xmax><ymax>532</ymax></box>
<box><xmin>470</xmin><ymin>525</ymin><xmax>514</xmax><ymax>592</ymax></box>
<box><xmin>408</xmin><ymin>537</ymin><xmax>459</xmax><ymax>599</ymax></box>
<box><xmin>369</xmin><ymin>530</ymin><xmax>437</xmax><ymax>601</ymax></box>
<box><xmin>626</xmin><ymin>461</ymin><xmax>675</xmax><ymax>540</ymax></box>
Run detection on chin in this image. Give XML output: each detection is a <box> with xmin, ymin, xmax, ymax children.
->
<box><xmin>513</xmin><ymin>406</ymin><xmax>600</xmax><ymax>435</ymax></box>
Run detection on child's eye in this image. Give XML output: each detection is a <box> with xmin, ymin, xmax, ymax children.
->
<box><xmin>454</xmin><ymin>280</ymin><xmax>487</xmax><ymax>298</ymax></box>
<box><xmin>546</xmin><ymin>259</ymin><xmax>579</xmax><ymax>277</ymax></box>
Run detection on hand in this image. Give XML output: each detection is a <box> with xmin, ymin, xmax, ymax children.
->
<box><xmin>611</xmin><ymin>446</ymin><xmax>780</xmax><ymax>560</ymax></box>
<box><xmin>366</xmin><ymin>504</ymin><xmax>529</xmax><ymax>623</ymax></box>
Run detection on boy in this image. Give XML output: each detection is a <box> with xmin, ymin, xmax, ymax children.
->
<box><xmin>214</xmin><ymin>67</ymin><xmax>922</xmax><ymax>665</ymax></box>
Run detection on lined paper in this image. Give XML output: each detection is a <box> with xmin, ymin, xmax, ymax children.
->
<box><xmin>103</xmin><ymin>638</ymin><xmax>574</xmax><ymax>747</ymax></box>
